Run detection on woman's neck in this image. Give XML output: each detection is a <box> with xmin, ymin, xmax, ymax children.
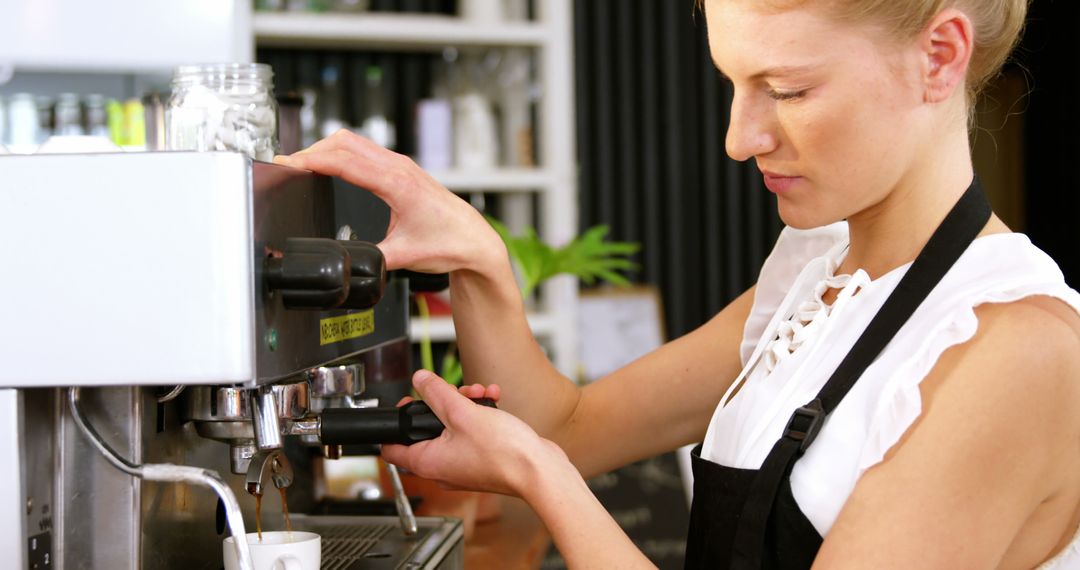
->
<box><xmin>838</xmin><ymin>129</ymin><xmax>985</xmax><ymax>280</ymax></box>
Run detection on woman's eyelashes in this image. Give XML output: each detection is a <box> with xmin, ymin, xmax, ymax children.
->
<box><xmin>766</xmin><ymin>88</ymin><xmax>808</xmax><ymax>102</ymax></box>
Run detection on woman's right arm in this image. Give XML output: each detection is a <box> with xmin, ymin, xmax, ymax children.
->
<box><xmin>452</xmin><ymin>260</ymin><xmax>756</xmax><ymax>478</ymax></box>
<box><xmin>277</xmin><ymin>131</ymin><xmax>753</xmax><ymax>476</ymax></box>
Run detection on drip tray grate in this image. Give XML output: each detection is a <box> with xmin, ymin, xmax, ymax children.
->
<box><xmin>321</xmin><ymin>524</ymin><xmax>393</xmax><ymax>570</ymax></box>
<box><xmin>288</xmin><ymin>515</ymin><xmax>463</xmax><ymax>570</ymax></box>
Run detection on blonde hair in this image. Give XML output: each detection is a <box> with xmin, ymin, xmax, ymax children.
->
<box><xmin>699</xmin><ymin>0</ymin><xmax>1029</xmax><ymax>101</ymax></box>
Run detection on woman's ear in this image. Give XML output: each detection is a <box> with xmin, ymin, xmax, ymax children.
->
<box><xmin>920</xmin><ymin>8</ymin><xmax>974</xmax><ymax>103</ymax></box>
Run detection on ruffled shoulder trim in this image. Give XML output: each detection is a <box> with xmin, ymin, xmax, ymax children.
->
<box><xmin>857</xmin><ymin>235</ymin><xmax>1080</xmax><ymax>474</ymax></box>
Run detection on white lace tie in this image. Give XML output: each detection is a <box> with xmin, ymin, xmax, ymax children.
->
<box><xmin>764</xmin><ymin>272</ymin><xmax>859</xmax><ymax>372</ymax></box>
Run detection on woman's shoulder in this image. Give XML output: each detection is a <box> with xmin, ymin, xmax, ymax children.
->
<box><xmin>927</xmin><ymin>231</ymin><xmax>1079</xmax><ymax>305</ymax></box>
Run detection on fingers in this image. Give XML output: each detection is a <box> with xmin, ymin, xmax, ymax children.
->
<box><xmin>457</xmin><ymin>384</ymin><xmax>484</xmax><ymax>399</ymax></box>
<box><xmin>395</xmin><ymin>395</ymin><xmax>414</xmax><ymax>407</ymax></box>
<box><xmin>411</xmin><ymin>370</ymin><xmax>470</xmax><ymax>425</ymax></box>
<box><xmin>274</xmin><ymin>130</ymin><xmax>414</xmax><ymax>196</ymax></box>
<box><xmin>380</xmin><ymin>442</ymin><xmax>415</xmax><ymax>472</ymax></box>
<box><xmin>456</xmin><ymin>383</ymin><xmax>501</xmax><ymax>402</ymax></box>
<box><xmin>275</xmin><ymin>148</ymin><xmax>401</xmax><ymax>199</ymax></box>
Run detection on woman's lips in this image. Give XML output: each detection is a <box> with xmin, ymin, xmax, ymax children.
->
<box><xmin>761</xmin><ymin>171</ymin><xmax>801</xmax><ymax>194</ymax></box>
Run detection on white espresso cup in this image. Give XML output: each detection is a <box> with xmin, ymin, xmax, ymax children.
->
<box><xmin>223</xmin><ymin>531</ymin><xmax>321</xmax><ymax>570</ymax></box>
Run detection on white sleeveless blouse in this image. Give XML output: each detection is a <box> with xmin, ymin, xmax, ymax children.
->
<box><xmin>700</xmin><ymin>222</ymin><xmax>1080</xmax><ymax>568</ymax></box>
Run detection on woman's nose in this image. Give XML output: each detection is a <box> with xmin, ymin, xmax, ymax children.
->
<box><xmin>725</xmin><ymin>95</ymin><xmax>778</xmax><ymax>162</ymax></box>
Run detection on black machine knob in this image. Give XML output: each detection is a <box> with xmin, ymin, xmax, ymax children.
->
<box><xmin>339</xmin><ymin>241</ymin><xmax>387</xmax><ymax>310</ymax></box>
<box><xmin>264</xmin><ymin>238</ymin><xmax>388</xmax><ymax>311</ymax></box>
<box><xmin>320</xmin><ymin>399</ymin><xmax>497</xmax><ymax>446</ymax></box>
<box><xmin>264</xmin><ymin>238</ymin><xmax>351</xmax><ymax>310</ymax></box>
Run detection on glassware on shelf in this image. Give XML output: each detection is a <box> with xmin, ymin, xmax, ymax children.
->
<box><xmin>84</xmin><ymin>94</ymin><xmax>110</xmax><ymax>139</ymax></box>
<box><xmin>166</xmin><ymin>63</ymin><xmax>279</xmax><ymax>161</ymax></box>
<box><xmin>6</xmin><ymin>93</ymin><xmax>39</xmax><ymax>150</ymax></box>
<box><xmin>317</xmin><ymin>58</ymin><xmax>348</xmax><ymax>139</ymax></box>
<box><xmin>359</xmin><ymin>65</ymin><xmax>396</xmax><ymax>150</ymax></box>
<box><xmin>0</xmin><ymin>95</ymin><xmax>6</xmax><ymax>146</ymax></box>
<box><xmin>54</xmin><ymin>93</ymin><xmax>85</xmax><ymax>137</ymax></box>
<box><xmin>451</xmin><ymin>54</ymin><xmax>498</xmax><ymax>170</ymax></box>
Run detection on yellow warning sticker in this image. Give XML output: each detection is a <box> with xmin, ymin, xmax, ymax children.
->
<box><xmin>319</xmin><ymin>311</ymin><xmax>375</xmax><ymax>346</ymax></box>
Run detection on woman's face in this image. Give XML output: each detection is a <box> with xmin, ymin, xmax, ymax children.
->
<box><xmin>705</xmin><ymin>0</ymin><xmax>931</xmax><ymax>229</ymax></box>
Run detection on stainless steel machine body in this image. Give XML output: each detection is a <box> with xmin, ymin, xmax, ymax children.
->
<box><xmin>0</xmin><ymin>152</ymin><xmax>460</xmax><ymax>569</ymax></box>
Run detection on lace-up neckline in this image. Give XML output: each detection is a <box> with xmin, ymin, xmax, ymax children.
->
<box><xmin>763</xmin><ymin>256</ymin><xmax>868</xmax><ymax>372</ymax></box>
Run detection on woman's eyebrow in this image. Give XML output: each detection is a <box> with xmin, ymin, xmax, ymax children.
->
<box><xmin>712</xmin><ymin>62</ymin><xmax>819</xmax><ymax>81</ymax></box>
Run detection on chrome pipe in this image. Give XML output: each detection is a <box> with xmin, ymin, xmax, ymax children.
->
<box><xmin>68</xmin><ymin>387</ymin><xmax>254</xmax><ymax>570</ymax></box>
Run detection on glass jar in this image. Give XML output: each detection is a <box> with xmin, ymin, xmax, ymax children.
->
<box><xmin>166</xmin><ymin>63</ymin><xmax>278</xmax><ymax>161</ymax></box>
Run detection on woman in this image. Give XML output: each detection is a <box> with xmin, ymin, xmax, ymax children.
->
<box><xmin>276</xmin><ymin>0</ymin><xmax>1080</xmax><ymax>567</ymax></box>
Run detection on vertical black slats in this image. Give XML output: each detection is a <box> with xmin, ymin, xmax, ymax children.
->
<box><xmin>638</xmin><ymin>0</ymin><xmax>664</xmax><ymax>288</ymax></box>
<box><xmin>683</xmin><ymin>10</ymin><xmax>707</xmax><ymax>329</ymax></box>
<box><xmin>699</xmin><ymin>29</ymin><xmax>724</xmax><ymax>317</ymax></box>
<box><xmin>573</xmin><ymin>0</ymin><xmax>595</xmax><ymax>230</ymax></box>
<box><xmin>615</xmin><ymin>0</ymin><xmax>641</xmax><ymax>280</ymax></box>
<box><xmin>720</xmin><ymin>77</ymin><xmax>746</xmax><ymax>300</ymax></box>
<box><xmin>744</xmin><ymin>153</ymin><xmax>766</xmax><ymax>280</ymax></box>
<box><xmin>397</xmin><ymin>52</ymin><xmax>424</xmax><ymax>155</ymax></box>
<box><xmin>660</xmin><ymin>0</ymin><xmax>689</xmax><ymax>336</ymax></box>
<box><xmin>591</xmin><ymin>0</ymin><xmax>617</xmax><ymax>233</ymax></box>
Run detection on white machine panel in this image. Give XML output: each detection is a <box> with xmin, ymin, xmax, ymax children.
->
<box><xmin>0</xmin><ymin>152</ymin><xmax>256</xmax><ymax>386</ymax></box>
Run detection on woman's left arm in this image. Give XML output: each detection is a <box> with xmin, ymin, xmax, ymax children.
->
<box><xmin>815</xmin><ymin>297</ymin><xmax>1080</xmax><ymax>569</ymax></box>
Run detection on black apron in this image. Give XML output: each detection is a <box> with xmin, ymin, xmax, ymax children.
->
<box><xmin>685</xmin><ymin>179</ymin><xmax>992</xmax><ymax>569</ymax></box>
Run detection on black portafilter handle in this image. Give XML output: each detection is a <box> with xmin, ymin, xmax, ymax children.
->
<box><xmin>320</xmin><ymin>399</ymin><xmax>497</xmax><ymax>446</ymax></box>
<box><xmin>395</xmin><ymin>270</ymin><xmax>450</xmax><ymax>293</ymax></box>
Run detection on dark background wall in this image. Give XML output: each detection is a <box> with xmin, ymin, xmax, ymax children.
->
<box><xmin>575</xmin><ymin>0</ymin><xmax>1077</xmax><ymax>341</ymax></box>
<box><xmin>574</xmin><ymin>0</ymin><xmax>780</xmax><ymax>340</ymax></box>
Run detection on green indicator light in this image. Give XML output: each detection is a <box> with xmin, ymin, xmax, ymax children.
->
<box><xmin>266</xmin><ymin>328</ymin><xmax>278</xmax><ymax>352</ymax></box>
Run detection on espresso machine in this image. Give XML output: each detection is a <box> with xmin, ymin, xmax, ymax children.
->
<box><xmin>0</xmin><ymin>151</ymin><xmax>463</xmax><ymax>569</ymax></box>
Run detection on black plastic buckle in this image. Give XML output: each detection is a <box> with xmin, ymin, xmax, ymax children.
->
<box><xmin>783</xmin><ymin>399</ymin><xmax>825</xmax><ymax>453</ymax></box>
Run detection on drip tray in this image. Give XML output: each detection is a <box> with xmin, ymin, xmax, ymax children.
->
<box><xmin>289</xmin><ymin>515</ymin><xmax>464</xmax><ymax>570</ymax></box>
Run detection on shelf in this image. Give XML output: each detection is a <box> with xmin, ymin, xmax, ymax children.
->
<box><xmin>254</xmin><ymin>12</ymin><xmax>549</xmax><ymax>51</ymax></box>
<box><xmin>431</xmin><ymin>168</ymin><xmax>554</xmax><ymax>192</ymax></box>
<box><xmin>409</xmin><ymin>313</ymin><xmax>556</xmax><ymax>343</ymax></box>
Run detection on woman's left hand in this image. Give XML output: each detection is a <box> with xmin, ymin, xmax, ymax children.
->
<box><xmin>381</xmin><ymin>371</ymin><xmax>569</xmax><ymax>497</ymax></box>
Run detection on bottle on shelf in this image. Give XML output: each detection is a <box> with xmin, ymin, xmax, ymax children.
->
<box><xmin>54</xmin><ymin>93</ymin><xmax>85</xmax><ymax>137</ymax></box>
<box><xmin>34</xmin><ymin>95</ymin><xmax>53</xmax><ymax>144</ymax></box>
<box><xmin>84</xmin><ymin>94</ymin><xmax>111</xmax><ymax>139</ymax></box>
<box><xmin>359</xmin><ymin>65</ymin><xmax>397</xmax><ymax>150</ymax></box>
<box><xmin>452</xmin><ymin>54</ymin><xmax>498</xmax><ymax>170</ymax></box>
<box><xmin>6</xmin><ymin>93</ymin><xmax>40</xmax><ymax>150</ymax></box>
<box><xmin>0</xmin><ymin>95</ymin><xmax>6</xmax><ymax>146</ymax></box>
<box><xmin>318</xmin><ymin>57</ymin><xmax>349</xmax><ymax>139</ymax></box>
<box><xmin>415</xmin><ymin>54</ymin><xmax>454</xmax><ymax>170</ymax></box>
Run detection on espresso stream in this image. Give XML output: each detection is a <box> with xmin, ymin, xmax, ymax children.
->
<box><xmin>251</xmin><ymin>488</ymin><xmax>292</xmax><ymax>542</ymax></box>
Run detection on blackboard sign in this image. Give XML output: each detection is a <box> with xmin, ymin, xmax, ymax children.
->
<box><xmin>542</xmin><ymin>452</ymin><xmax>690</xmax><ymax>569</ymax></box>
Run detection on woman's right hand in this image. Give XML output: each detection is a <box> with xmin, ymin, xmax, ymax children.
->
<box><xmin>273</xmin><ymin>130</ymin><xmax>506</xmax><ymax>276</ymax></box>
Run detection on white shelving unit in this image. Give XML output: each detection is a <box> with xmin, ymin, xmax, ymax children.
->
<box><xmin>252</xmin><ymin>4</ymin><xmax>580</xmax><ymax>377</ymax></box>
<box><xmin>254</xmin><ymin>12</ymin><xmax>549</xmax><ymax>50</ymax></box>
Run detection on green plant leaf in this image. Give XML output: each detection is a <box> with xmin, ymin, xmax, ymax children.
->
<box><xmin>487</xmin><ymin>218</ymin><xmax>641</xmax><ymax>296</ymax></box>
<box><xmin>440</xmin><ymin>350</ymin><xmax>463</xmax><ymax>386</ymax></box>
